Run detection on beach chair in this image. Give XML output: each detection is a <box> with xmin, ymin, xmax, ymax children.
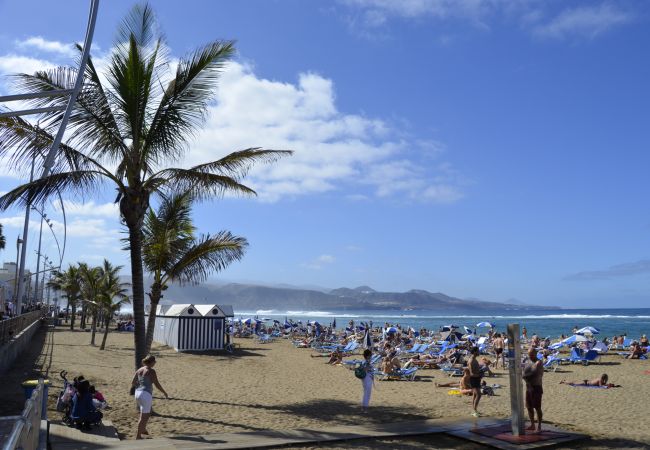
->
<box><xmin>378</xmin><ymin>367</ymin><xmax>419</xmax><ymax>381</ymax></box>
<box><xmin>543</xmin><ymin>354</ymin><xmax>567</xmax><ymax>372</ymax></box>
<box><xmin>569</xmin><ymin>348</ymin><xmax>600</xmax><ymax>365</ymax></box>
<box><xmin>342</xmin><ymin>353</ymin><xmax>381</xmax><ymax>369</ymax></box>
<box><xmin>342</xmin><ymin>341</ymin><xmax>360</xmax><ymax>356</ymax></box>
<box><xmin>406</xmin><ymin>343</ymin><xmax>424</xmax><ymax>354</ymax></box>
<box><xmin>257</xmin><ymin>334</ymin><xmax>274</xmax><ymax>344</ymax></box>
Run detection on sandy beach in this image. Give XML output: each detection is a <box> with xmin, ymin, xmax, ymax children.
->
<box><xmin>3</xmin><ymin>326</ymin><xmax>649</xmax><ymax>448</ymax></box>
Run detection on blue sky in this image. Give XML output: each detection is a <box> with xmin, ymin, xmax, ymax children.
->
<box><xmin>1</xmin><ymin>0</ymin><xmax>649</xmax><ymax>307</ymax></box>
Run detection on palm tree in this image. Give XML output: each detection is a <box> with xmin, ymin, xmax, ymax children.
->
<box><xmin>79</xmin><ymin>263</ymin><xmax>103</xmax><ymax>346</ymax></box>
<box><xmin>0</xmin><ymin>4</ymin><xmax>290</xmax><ymax>368</ymax></box>
<box><xmin>97</xmin><ymin>259</ymin><xmax>130</xmax><ymax>350</ymax></box>
<box><xmin>143</xmin><ymin>192</ymin><xmax>247</xmax><ymax>353</ymax></box>
<box><xmin>47</xmin><ymin>265</ymin><xmax>82</xmax><ymax>330</ymax></box>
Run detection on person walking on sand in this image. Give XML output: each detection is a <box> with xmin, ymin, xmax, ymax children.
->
<box><xmin>359</xmin><ymin>349</ymin><xmax>374</xmax><ymax>413</ymax></box>
<box><xmin>467</xmin><ymin>346</ymin><xmax>482</xmax><ymax>417</ymax></box>
<box><xmin>523</xmin><ymin>348</ymin><xmax>544</xmax><ymax>433</ymax></box>
<box><xmin>131</xmin><ymin>354</ymin><xmax>169</xmax><ymax>439</ymax></box>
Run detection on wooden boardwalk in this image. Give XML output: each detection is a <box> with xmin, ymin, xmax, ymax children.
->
<box><xmin>48</xmin><ymin>417</ymin><xmax>586</xmax><ymax>449</ymax></box>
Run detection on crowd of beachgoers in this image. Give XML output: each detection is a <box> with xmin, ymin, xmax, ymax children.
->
<box><xmin>232</xmin><ymin>318</ymin><xmax>649</xmax><ymax>393</ymax></box>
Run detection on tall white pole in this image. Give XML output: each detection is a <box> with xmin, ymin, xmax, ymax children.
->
<box><xmin>15</xmin><ymin>155</ymin><xmax>35</xmax><ymax>315</ymax></box>
<box><xmin>507</xmin><ymin>323</ymin><xmax>525</xmax><ymax>436</ymax></box>
<box><xmin>14</xmin><ymin>0</ymin><xmax>100</xmax><ymax>316</ymax></box>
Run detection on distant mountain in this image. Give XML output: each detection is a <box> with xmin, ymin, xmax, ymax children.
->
<box><xmin>149</xmin><ymin>281</ymin><xmax>554</xmax><ymax>312</ymax></box>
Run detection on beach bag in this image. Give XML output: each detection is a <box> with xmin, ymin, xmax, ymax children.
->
<box><xmin>354</xmin><ymin>366</ymin><xmax>367</xmax><ymax>379</ymax></box>
<box><xmin>482</xmin><ymin>386</ymin><xmax>495</xmax><ymax>396</ymax></box>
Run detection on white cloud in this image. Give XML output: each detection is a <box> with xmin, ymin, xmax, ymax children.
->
<box><xmin>55</xmin><ymin>201</ymin><xmax>120</xmax><ymax>219</ymax></box>
<box><xmin>342</xmin><ymin>0</ymin><xmax>493</xmax><ymax>24</ymax></box>
<box><xmin>15</xmin><ymin>36</ymin><xmax>76</xmax><ymax>58</ymax></box>
<box><xmin>0</xmin><ymin>54</ymin><xmax>57</xmax><ymax>78</ymax></box>
<box><xmin>301</xmin><ymin>254</ymin><xmax>336</xmax><ymax>270</ymax></box>
<box><xmin>339</xmin><ymin>0</ymin><xmax>636</xmax><ymax>40</ymax></box>
<box><xmin>188</xmin><ymin>62</ymin><xmax>463</xmax><ymax>203</ymax></box>
<box><xmin>0</xmin><ymin>42</ymin><xmax>465</xmax><ymax>205</ymax></box>
<box><xmin>532</xmin><ymin>4</ymin><xmax>633</xmax><ymax>40</ymax></box>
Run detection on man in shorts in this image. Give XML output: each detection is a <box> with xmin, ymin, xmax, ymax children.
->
<box><xmin>493</xmin><ymin>333</ymin><xmax>505</xmax><ymax>368</ymax></box>
<box><xmin>467</xmin><ymin>346</ymin><xmax>482</xmax><ymax>417</ymax></box>
<box><xmin>523</xmin><ymin>347</ymin><xmax>544</xmax><ymax>433</ymax></box>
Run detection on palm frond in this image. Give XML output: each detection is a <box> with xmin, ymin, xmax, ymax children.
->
<box><xmin>10</xmin><ymin>68</ymin><xmax>127</xmax><ymax>159</ymax></box>
<box><xmin>0</xmin><ymin>170</ymin><xmax>105</xmax><ymax>210</ymax></box>
<box><xmin>145</xmin><ymin>168</ymin><xmax>257</xmax><ymax>199</ymax></box>
<box><xmin>190</xmin><ymin>148</ymin><xmax>293</xmax><ymax>179</ymax></box>
<box><xmin>165</xmin><ymin>231</ymin><xmax>248</xmax><ymax>285</ymax></box>
<box><xmin>0</xmin><ymin>114</ymin><xmax>122</xmax><ymax>181</ymax></box>
<box><xmin>144</xmin><ymin>40</ymin><xmax>235</xmax><ymax>165</ymax></box>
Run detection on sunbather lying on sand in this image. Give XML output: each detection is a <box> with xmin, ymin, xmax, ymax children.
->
<box><xmin>435</xmin><ymin>368</ymin><xmax>472</xmax><ymax>395</ymax></box>
<box><xmin>560</xmin><ymin>373</ymin><xmax>620</xmax><ymax>388</ymax></box>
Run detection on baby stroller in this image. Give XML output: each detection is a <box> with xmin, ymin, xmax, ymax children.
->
<box><xmin>56</xmin><ymin>371</ymin><xmax>103</xmax><ymax>429</ymax></box>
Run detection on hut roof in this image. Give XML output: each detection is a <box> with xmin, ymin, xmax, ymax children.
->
<box><xmin>164</xmin><ymin>304</ymin><xmax>198</xmax><ymax>316</ymax></box>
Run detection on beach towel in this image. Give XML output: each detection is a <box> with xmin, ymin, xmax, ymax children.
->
<box><xmin>567</xmin><ymin>384</ymin><xmax>610</xmax><ymax>389</ymax></box>
<box><xmin>643</xmin><ymin>370</ymin><xmax>650</xmax><ymax>375</ymax></box>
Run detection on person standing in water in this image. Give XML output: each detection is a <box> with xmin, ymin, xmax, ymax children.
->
<box><xmin>131</xmin><ymin>354</ymin><xmax>169</xmax><ymax>439</ymax></box>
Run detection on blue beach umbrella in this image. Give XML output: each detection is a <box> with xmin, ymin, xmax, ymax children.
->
<box><xmin>386</xmin><ymin>327</ymin><xmax>398</xmax><ymax>334</ymax></box>
<box><xmin>562</xmin><ymin>334</ymin><xmax>589</xmax><ymax>345</ymax></box>
<box><xmin>476</xmin><ymin>322</ymin><xmax>494</xmax><ymax>328</ymax></box>
<box><xmin>576</xmin><ymin>326</ymin><xmax>600</xmax><ymax>335</ymax></box>
<box><xmin>242</xmin><ymin>318</ymin><xmax>253</xmax><ymax>325</ymax></box>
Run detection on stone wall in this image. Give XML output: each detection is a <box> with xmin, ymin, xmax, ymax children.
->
<box><xmin>0</xmin><ymin>318</ymin><xmax>43</xmax><ymax>376</ymax></box>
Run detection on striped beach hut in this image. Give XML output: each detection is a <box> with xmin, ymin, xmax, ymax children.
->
<box><xmin>148</xmin><ymin>303</ymin><xmax>233</xmax><ymax>351</ymax></box>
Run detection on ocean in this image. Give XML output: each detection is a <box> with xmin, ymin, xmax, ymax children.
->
<box><xmin>235</xmin><ymin>308</ymin><xmax>650</xmax><ymax>340</ymax></box>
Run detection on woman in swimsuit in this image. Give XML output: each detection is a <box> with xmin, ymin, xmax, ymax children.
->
<box><xmin>131</xmin><ymin>355</ymin><xmax>169</xmax><ymax>439</ymax></box>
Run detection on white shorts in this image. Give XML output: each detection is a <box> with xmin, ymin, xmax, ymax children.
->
<box><xmin>135</xmin><ymin>390</ymin><xmax>152</xmax><ymax>414</ymax></box>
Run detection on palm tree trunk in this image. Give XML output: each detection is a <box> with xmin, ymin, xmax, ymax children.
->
<box><xmin>90</xmin><ymin>311</ymin><xmax>97</xmax><ymax>345</ymax></box>
<box><xmin>100</xmin><ymin>315</ymin><xmax>110</xmax><ymax>350</ymax></box>
<box><xmin>70</xmin><ymin>303</ymin><xmax>76</xmax><ymax>330</ymax></box>
<box><xmin>80</xmin><ymin>303</ymin><xmax>87</xmax><ymax>329</ymax></box>
<box><xmin>128</xmin><ymin>224</ymin><xmax>147</xmax><ymax>370</ymax></box>
<box><xmin>145</xmin><ymin>283</ymin><xmax>162</xmax><ymax>354</ymax></box>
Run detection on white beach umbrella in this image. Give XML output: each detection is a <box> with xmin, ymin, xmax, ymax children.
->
<box><xmin>476</xmin><ymin>321</ymin><xmax>494</xmax><ymax>328</ymax></box>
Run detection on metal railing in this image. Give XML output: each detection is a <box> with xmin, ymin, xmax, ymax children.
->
<box><xmin>0</xmin><ymin>310</ymin><xmax>45</xmax><ymax>346</ymax></box>
<box><xmin>2</xmin><ymin>379</ymin><xmax>44</xmax><ymax>450</ymax></box>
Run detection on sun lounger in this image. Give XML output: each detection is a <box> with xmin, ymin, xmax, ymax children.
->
<box><xmin>377</xmin><ymin>367</ymin><xmax>419</xmax><ymax>381</ymax></box>
<box><xmin>406</xmin><ymin>343</ymin><xmax>424</xmax><ymax>353</ymax></box>
<box><xmin>569</xmin><ymin>348</ymin><xmax>600</xmax><ymax>365</ymax></box>
<box><xmin>543</xmin><ymin>354</ymin><xmax>567</xmax><ymax>372</ymax></box>
<box><xmin>342</xmin><ymin>353</ymin><xmax>381</xmax><ymax>368</ymax></box>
